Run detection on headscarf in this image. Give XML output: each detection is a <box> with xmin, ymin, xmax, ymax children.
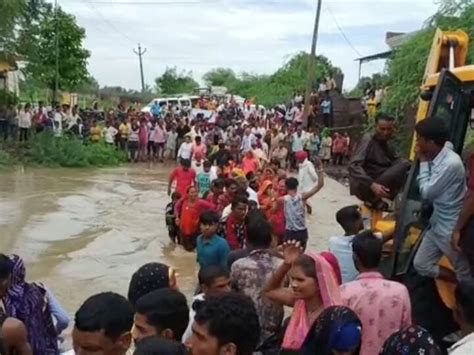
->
<box><xmin>321</xmin><ymin>127</ymin><xmax>330</xmax><ymax>138</ymax></box>
<box><xmin>295</xmin><ymin>150</ymin><xmax>308</xmax><ymax>162</ymax></box>
<box><xmin>380</xmin><ymin>326</ymin><xmax>442</xmax><ymax>355</ymax></box>
<box><xmin>231</xmin><ymin>167</ymin><xmax>245</xmax><ymax>178</ymax></box>
<box><xmin>282</xmin><ymin>252</ymin><xmax>342</xmax><ymax>350</ymax></box>
<box><xmin>258</xmin><ymin>180</ymin><xmax>273</xmax><ymax>202</ymax></box>
<box><xmin>3</xmin><ymin>255</ymin><xmax>59</xmax><ymax>355</ymax></box>
<box><xmin>128</xmin><ymin>263</ymin><xmax>171</xmax><ymax>307</ymax></box>
<box><xmin>320</xmin><ymin>252</ymin><xmax>342</xmax><ymax>286</ymax></box>
<box><xmin>301</xmin><ymin>306</ymin><xmax>362</xmax><ymax>355</ymax></box>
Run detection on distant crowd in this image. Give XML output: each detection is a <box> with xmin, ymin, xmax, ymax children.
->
<box><xmin>0</xmin><ymin>89</ymin><xmax>349</xmax><ymax>167</ymax></box>
<box><xmin>2</xmin><ymin>83</ymin><xmax>474</xmax><ymax>355</ymax></box>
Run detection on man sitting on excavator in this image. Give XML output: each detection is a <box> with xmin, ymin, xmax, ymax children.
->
<box><xmin>349</xmin><ymin>113</ymin><xmax>411</xmax><ymax>209</ymax></box>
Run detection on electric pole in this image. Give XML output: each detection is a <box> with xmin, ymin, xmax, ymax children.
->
<box><xmin>133</xmin><ymin>44</ymin><xmax>147</xmax><ymax>93</ymax></box>
<box><xmin>303</xmin><ymin>0</ymin><xmax>323</xmax><ymax>128</ymax></box>
<box><xmin>53</xmin><ymin>0</ymin><xmax>60</xmax><ymax>104</ymax></box>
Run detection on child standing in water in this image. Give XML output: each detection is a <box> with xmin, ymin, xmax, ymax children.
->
<box><xmin>197</xmin><ymin>160</ymin><xmax>213</xmax><ymax>198</ymax></box>
<box><xmin>166</xmin><ymin>192</ymin><xmax>182</xmax><ymax>244</ymax></box>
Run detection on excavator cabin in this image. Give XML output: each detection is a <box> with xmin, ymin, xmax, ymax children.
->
<box><xmin>366</xmin><ymin>29</ymin><xmax>474</xmax><ymax>346</ymax></box>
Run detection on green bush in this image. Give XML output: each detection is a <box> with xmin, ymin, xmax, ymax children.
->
<box><xmin>384</xmin><ymin>3</ymin><xmax>474</xmax><ymax>118</ymax></box>
<box><xmin>0</xmin><ymin>150</ymin><xmax>13</xmax><ymax>167</ymax></box>
<box><xmin>379</xmin><ymin>2</ymin><xmax>474</xmax><ymax>155</ymax></box>
<box><xmin>0</xmin><ymin>90</ymin><xmax>19</xmax><ymax>106</ymax></box>
<box><xmin>27</xmin><ymin>132</ymin><xmax>127</xmax><ymax>167</ymax></box>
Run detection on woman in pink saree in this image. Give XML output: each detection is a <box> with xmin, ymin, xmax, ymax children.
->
<box><xmin>263</xmin><ymin>240</ymin><xmax>342</xmax><ymax>352</ymax></box>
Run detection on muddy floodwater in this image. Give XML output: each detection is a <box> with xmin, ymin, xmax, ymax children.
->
<box><xmin>0</xmin><ymin>165</ymin><xmax>356</xmax><ymax>314</ymax></box>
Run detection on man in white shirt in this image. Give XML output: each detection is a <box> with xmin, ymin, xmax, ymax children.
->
<box><xmin>102</xmin><ymin>122</ymin><xmax>118</xmax><ymax>145</ymax></box>
<box><xmin>450</xmin><ymin>281</ymin><xmax>474</xmax><ymax>354</ymax></box>
<box><xmin>177</xmin><ymin>134</ymin><xmax>193</xmax><ymax>161</ymax></box>
<box><xmin>182</xmin><ymin>266</ymin><xmax>230</xmax><ymax>344</ymax></box>
<box><xmin>296</xmin><ymin>151</ymin><xmax>322</xmax><ymax>214</ymax></box>
<box><xmin>297</xmin><ymin>151</ymin><xmax>318</xmax><ymax>194</ymax></box>
<box><xmin>53</xmin><ymin>105</ymin><xmax>63</xmax><ymax>137</ymax></box>
<box><xmin>251</xmin><ymin>122</ymin><xmax>266</xmax><ymax>138</ymax></box>
<box><xmin>294</xmin><ymin>93</ymin><xmax>303</xmax><ymax>104</ymax></box>
<box><xmin>18</xmin><ymin>103</ymin><xmax>32</xmax><ymax>141</ymax></box>
<box><xmin>62</xmin><ymin>105</ymin><xmax>75</xmax><ymax>130</ymax></box>
<box><xmin>240</xmin><ymin>128</ymin><xmax>256</xmax><ymax>153</ymax></box>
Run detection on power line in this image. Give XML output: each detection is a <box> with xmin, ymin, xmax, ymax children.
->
<box><xmin>324</xmin><ymin>3</ymin><xmax>364</xmax><ymax>58</ymax></box>
<box><xmin>62</xmin><ymin>0</ymin><xmax>220</xmax><ymax>5</ymax></box>
<box><xmin>78</xmin><ymin>0</ymin><xmax>139</xmax><ymax>44</ymax></box>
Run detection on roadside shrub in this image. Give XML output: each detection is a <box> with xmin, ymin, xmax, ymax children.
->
<box><xmin>0</xmin><ymin>150</ymin><xmax>13</xmax><ymax>167</ymax></box>
<box><xmin>27</xmin><ymin>132</ymin><xmax>127</xmax><ymax>167</ymax></box>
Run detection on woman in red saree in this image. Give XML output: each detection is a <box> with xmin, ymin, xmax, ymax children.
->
<box><xmin>175</xmin><ymin>186</ymin><xmax>215</xmax><ymax>251</ymax></box>
<box><xmin>267</xmin><ymin>179</ymin><xmax>287</xmax><ymax>246</ymax></box>
<box><xmin>258</xmin><ymin>180</ymin><xmax>274</xmax><ymax>215</ymax></box>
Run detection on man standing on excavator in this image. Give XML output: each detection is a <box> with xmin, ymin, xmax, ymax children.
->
<box><xmin>413</xmin><ymin>117</ymin><xmax>471</xmax><ymax>283</ymax></box>
<box><xmin>348</xmin><ymin>113</ymin><xmax>410</xmax><ymax>209</ymax></box>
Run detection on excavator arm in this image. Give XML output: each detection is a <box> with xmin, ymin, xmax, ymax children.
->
<box><xmin>409</xmin><ymin>29</ymin><xmax>470</xmax><ymax>159</ymax></box>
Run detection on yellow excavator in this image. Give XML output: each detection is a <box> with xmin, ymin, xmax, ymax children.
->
<box><xmin>368</xmin><ymin>28</ymin><xmax>473</xmax><ymax>345</ymax></box>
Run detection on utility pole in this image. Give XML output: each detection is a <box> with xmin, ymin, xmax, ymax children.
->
<box><xmin>133</xmin><ymin>43</ymin><xmax>147</xmax><ymax>93</ymax></box>
<box><xmin>53</xmin><ymin>0</ymin><xmax>60</xmax><ymax>104</ymax></box>
<box><xmin>303</xmin><ymin>0</ymin><xmax>323</xmax><ymax>128</ymax></box>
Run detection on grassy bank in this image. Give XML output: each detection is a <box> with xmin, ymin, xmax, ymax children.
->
<box><xmin>0</xmin><ymin>133</ymin><xmax>127</xmax><ymax>168</ymax></box>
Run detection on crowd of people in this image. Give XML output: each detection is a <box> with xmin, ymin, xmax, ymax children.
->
<box><xmin>0</xmin><ymin>90</ymin><xmax>348</xmax><ymax>165</ymax></box>
<box><xmin>2</xmin><ymin>90</ymin><xmax>474</xmax><ymax>354</ymax></box>
<box><xmin>1</xmin><ymin>207</ymin><xmax>474</xmax><ymax>354</ymax></box>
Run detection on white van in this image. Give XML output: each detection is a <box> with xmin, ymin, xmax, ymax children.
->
<box><xmin>142</xmin><ymin>96</ymin><xmax>193</xmax><ymax>113</ymax></box>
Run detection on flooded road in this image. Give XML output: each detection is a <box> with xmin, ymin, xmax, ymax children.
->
<box><xmin>0</xmin><ymin>165</ymin><xmax>356</xmax><ymax>314</ymax></box>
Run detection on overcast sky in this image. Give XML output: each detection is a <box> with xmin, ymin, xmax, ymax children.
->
<box><xmin>54</xmin><ymin>0</ymin><xmax>439</xmax><ymax>92</ymax></box>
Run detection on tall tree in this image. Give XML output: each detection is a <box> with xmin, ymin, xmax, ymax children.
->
<box><xmin>154</xmin><ymin>67</ymin><xmax>199</xmax><ymax>95</ymax></box>
<box><xmin>203</xmin><ymin>68</ymin><xmax>237</xmax><ymax>87</ymax></box>
<box><xmin>75</xmin><ymin>76</ymin><xmax>100</xmax><ymax>95</ymax></box>
<box><xmin>0</xmin><ymin>0</ymin><xmax>27</xmax><ymax>52</ymax></box>
<box><xmin>18</xmin><ymin>3</ymin><xmax>90</xmax><ymax>95</ymax></box>
<box><xmin>221</xmin><ymin>52</ymin><xmax>342</xmax><ymax>107</ymax></box>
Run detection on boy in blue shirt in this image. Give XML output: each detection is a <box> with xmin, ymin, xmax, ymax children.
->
<box><xmin>196</xmin><ymin>160</ymin><xmax>212</xmax><ymax>198</ymax></box>
<box><xmin>197</xmin><ymin>211</ymin><xmax>230</xmax><ymax>269</ymax></box>
<box><xmin>329</xmin><ymin>205</ymin><xmax>364</xmax><ymax>283</ymax></box>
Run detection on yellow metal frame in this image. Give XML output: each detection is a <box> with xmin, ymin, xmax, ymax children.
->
<box><xmin>409</xmin><ymin>29</ymin><xmax>470</xmax><ymax>160</ymax></box>
<box><xmin>411</xmin><ymin>29</ymin><xmax>470</xmax><ymax>309</ymax></box>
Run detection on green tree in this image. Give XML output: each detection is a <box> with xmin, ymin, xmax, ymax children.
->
<box><xmin>18</xmin><ymin>3</ymin><xmax>90</xmax><ymax>95</ymax></box>
<box><xmin>75</xmin><ymin>76</ymin><xmax>100</xmax><ymax>95</ymax></box>
<box><xmin>0</xmin><ymin>0</ymin><xmax>27</xmax><ymax>52</ymax></box>
<box><xmin>219</xmin><ymin>52</ymin><xmax>341</xmax><ymax>107</ymax></box>
<box><xmin>430</xmin><ymin>0</ymin><xmax>473</xmax><ymax>18</ymax></box>
<box><xmin>383</xmin><ymin>1</ymin><xmax>474</xmax><ymax>117</ymax></box>
<box><xmin>348</xmin><ymin>73</ymin><xmax>389</xmax><ymax>97</ymax></box>
<box><xmin>98</xmin><ymin>86</ymin><xmax>154</xmax><ymax>105</ymax></box>
<box><xmin>154</xmin><ymin>67</ymin><xmax>199</xmax><ymax>95</ymax></box>
<box><xmin>203</xmin><ymin>68</ymin><xmax>237</xmax><ymax>87</ymax></box>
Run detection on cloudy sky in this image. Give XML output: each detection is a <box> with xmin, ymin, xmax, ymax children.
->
<box><xmin>54</xmin><ymin>0</ymin><xmax>439</xmax><ymax>91</ymax></box>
